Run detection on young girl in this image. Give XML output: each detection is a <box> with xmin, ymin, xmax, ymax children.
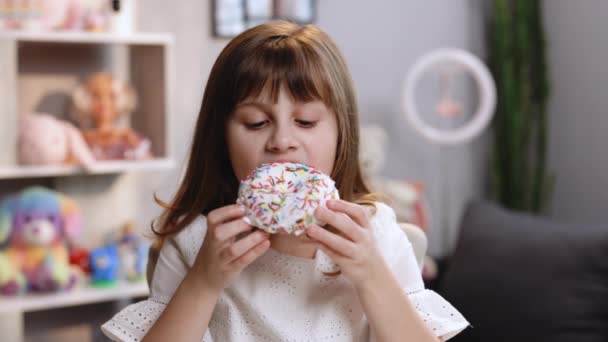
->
<box><xmin>102</xmin><ymin>21</ymin><xmax>469</xmax><ymax>341</ymax></box>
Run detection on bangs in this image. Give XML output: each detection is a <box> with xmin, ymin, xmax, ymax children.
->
<box><xmin>233</xmin><ymin>37</ymin><xmax>334</xmax><ymax>107</ymax></box>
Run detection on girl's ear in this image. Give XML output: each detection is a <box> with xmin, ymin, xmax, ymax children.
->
<box><xmin>59</xmin><ymin>194</ymin><xmax>82</xmax><ymax>242</ymax></box>
<box><xmin>0</xmin><ymin>196</ymin><xmax>16</xmax><ymax>245</ymax></box>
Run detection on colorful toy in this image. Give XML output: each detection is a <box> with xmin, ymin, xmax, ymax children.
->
<box><xmin>89</xmin><ymin>244</ymin><xmax>119</xmax><ymax>287</ymax></box>
<box><xmin>116</xmin><ymin>222</ymin><xmax>149</xmax><ymax>282</ymax></box>
<box><xmin>17</xmin><ymin>113</ymin><xmax>95</xmax><ymax>169</ymax></box>
<box><xmin>71</xmin><ymin>72</ymin><xmax>152</xmax><ymax>161</ymax></box>
<box><xmin>0</xmin><ymin>0</ymin><xmax>109</xmax><ymax>31</ymax></box>
<box><xmin>88</xmin><ymin>222</ymin><xmax>149</xmax><ymax>286</ymax></box>
<box><xmin>0</xmin><ymin>186</ymin><xmax>81</xmax><ymax>295</ymax></box>
<box><xmin>69</xmin><ymin>246</ymin><xmax>91</xmax><ymax>274</ymax></box>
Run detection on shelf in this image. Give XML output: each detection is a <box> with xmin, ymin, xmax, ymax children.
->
<box><xmin>0</xmin><ymin>31</ymin><xmax>174</xmax><ymax>45</ymax></box>
<box><xmin>0</xmin><ymin>281</ymin><xmax>148</xmax><ymax>314</ymax></box>
<box><xmin>0</xmin><ymin>158</ymin><xmax>175</xmax><ymax>179</ymax></box>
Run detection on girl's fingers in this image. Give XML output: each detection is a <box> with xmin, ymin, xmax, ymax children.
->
<box><xmin>207</xmin><ymin>204</ymin><xmax>246</xmax><ymax>228</ymax></box>
<box><xmin>314</xmin><ymin>206</ymin><xmax>363</xmax><ymax>242</ymax></box>
<box><xmin>213</xmin><ymin>218</ymin><xmax>253</xmax><ymax>242</ymax></box>
<box><xmin>222</xmin><ymin>230</ymin><xmax>270</xmax><ymax>263</ymax></box>
<box><xmin>307</xmin><ymin>224</ymin><xmax>356</xmax><ymax>257</ymax></box>
<box><xmin>326</xmin><ymin>200</ymin><xmax>371</xmax><ymax>229</ymax></box>
<box><xmin>316</xmin><ymin>242</ymin><xmax>342</xmax><ymax>262</ymax></box>
<box><xmin>231</xmin><ymin>238</ymin><xmax>271</xmax><ymax>269</ymax></box>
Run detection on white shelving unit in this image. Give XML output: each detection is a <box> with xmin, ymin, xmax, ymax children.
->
<box><xmin>0</xmin><ymin>30</ymin><xmax>175</xmax><ymax>342</ymax></box>
<box><xmin>0</xmin><ymin>281</ymin><xmax>149</xmax><ymax>341</ymax></box>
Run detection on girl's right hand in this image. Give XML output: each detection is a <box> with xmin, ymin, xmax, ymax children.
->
<box><xmin>193</xmin><ymin>204</ymin><xmax>271</xmax><ymax>292</ymax></box>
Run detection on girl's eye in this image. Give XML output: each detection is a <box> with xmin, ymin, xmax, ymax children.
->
<box><xmin>296</xmin><ymin>120</ymin><xmax>317</xmax><ymax>128</ymax></box>
<box><xmin>245</xmin><ymin>121</ymin><xmax>268</xmax><ymax>129</ymax></box>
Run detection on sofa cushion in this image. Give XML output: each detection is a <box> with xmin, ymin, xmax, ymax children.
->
<box><xmin>438</xmin><ymin>200</ymin><xmax>608</xmax><ymax>342</ymax></box>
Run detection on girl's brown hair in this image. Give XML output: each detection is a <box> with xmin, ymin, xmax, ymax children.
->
<box><xmin>152</xmin><ymin>21</ymin><xmax>377</xmax><ymax>243</ymax></box>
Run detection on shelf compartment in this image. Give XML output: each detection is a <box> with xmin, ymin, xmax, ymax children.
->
<box><xmin>0</xmin><ymin>32</ymin><xmax>175</xmax><ymax>176</ymax></box>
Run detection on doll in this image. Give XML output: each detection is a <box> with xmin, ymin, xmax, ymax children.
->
<box><xmin>71</xmin><ymin>72</ymin><xmax>152</xmax><ymax>161</ymax></box>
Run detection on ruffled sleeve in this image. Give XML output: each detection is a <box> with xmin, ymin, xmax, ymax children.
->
<box><xmin>371</xmin><ymin>202</ymin><xmax>470</xmax><ymax>341</ymax></box>
<box><xmin>101</xmin><ymin>216</ymin><xmax>214</xmax><ymax>342</ymax></box>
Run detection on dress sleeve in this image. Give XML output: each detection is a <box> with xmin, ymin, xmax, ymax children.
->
<box><xmin>371</xmin><ymin>202</ymin><xmax>470</xmax><ymax>341</ymax></box>
<box><xmin>101</xmin><ymin>217</ymin><xmax>214</xmax><ymax>342</ymax></box>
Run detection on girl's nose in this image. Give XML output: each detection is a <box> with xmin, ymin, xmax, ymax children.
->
<box><xmin>266</xmin><ymin>125</ymin><xmax>298</xmax><ymax>153</ymax></box>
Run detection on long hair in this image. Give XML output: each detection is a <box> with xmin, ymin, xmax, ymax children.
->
<box><xmin>152</xmin><ymin>22</ymin><xmax>376</xmax><ymax>243</ymax></box>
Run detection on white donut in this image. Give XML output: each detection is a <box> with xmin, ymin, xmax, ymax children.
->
<box><xmin>236</xmin><ymin>162</ymin><xmax>340</xmax><ymax>235</ymax></box>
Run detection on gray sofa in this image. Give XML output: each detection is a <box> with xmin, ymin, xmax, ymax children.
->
<box><xmin>434</xmin><ymin>200</ymin><xmax>608</xmax><ymax>342</ymax></box>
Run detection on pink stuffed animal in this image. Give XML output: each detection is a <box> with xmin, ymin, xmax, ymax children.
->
<box><xmin>17</xmin><ymin>113</ymin><xmax>95</xmax><ymax>169</ymax></box>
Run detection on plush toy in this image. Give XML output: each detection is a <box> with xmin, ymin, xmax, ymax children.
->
<box><xmin>90</xmin><ymin>244</ymin><xmax>119</xmax><ymax>287</ymax></box>
<box><xmin>0</xmin><ymin>187</ymin><xmax>81</xmax><ymax>295</ymax></box>
<box><xmin>17</xmin><ymin>113</ymin><xmax>95</xmax><ymax>169</ymax></box>
<box><xmin>359</xmin><ymin>125</ymin><xmax>437</xmax><ymax>281</ymax></box>
<box><xmin>359</xmin><ymin>125</ymin><xmax>430</xmax><ymax>228</ymax></box>
<box><xmin>71</xmin><ymin>72</ymin><xmax>152</xmax><ymax>161</ymax></box>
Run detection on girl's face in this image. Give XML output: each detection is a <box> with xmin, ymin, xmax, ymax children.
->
<box><xmin>226</xmin><ymin>86</ymin><xmax>338</xmax><ymax>181</ymax></box>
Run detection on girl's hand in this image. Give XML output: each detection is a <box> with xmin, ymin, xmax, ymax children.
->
<box><xmin>307</xmin><ymin>199</ymin><xmax>387</xmax><ymax>288</ymax></box>
<box><xmin>194</xmin><ymin>204</ymin><xmax>271</xmax><ymax>292</ymax></box>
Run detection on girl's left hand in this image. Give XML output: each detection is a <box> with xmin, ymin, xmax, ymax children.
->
<box><xmin>307</xmin><ymin>199</ymin><xmax>388</xmax><ymax>288</ymax></box>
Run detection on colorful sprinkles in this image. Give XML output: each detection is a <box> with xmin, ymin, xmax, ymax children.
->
<box><xmin>237</xmin><ymin>162</ymin><xmax>340</xmax><ymax>235</ymax></box>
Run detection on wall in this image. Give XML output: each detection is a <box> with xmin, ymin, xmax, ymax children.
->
<box><xmin>543</xmin><ymin>0</ymin><xmax>608</xmax><ymax>226</ymax></box>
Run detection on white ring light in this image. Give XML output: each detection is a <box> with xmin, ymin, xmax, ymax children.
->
<box><xmin>402</xmin><ymin>48</ymin><xmax>496</xmax><ymax>145</ymax></box>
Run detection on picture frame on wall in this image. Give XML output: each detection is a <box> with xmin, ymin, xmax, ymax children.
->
<box><xmin>213</xmin><ymin>0</ymin><xmax>317</xmax><ymax>38</ymax></box>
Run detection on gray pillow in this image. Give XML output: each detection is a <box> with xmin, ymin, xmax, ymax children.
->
<box><xmin>438</xmin><ymin>200</ymin><xmax>608</xmax><ymax>342</ymax></box>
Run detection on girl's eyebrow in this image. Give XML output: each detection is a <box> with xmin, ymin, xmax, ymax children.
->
<box><xmin>235</xmin><ymin>101</ymin><xmax>273</xmax><ymax>113</ymax></box>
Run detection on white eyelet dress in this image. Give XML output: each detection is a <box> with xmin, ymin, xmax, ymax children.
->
<box><xmin>101</xmin><ymin>202</ymin><xmax>469</xmax><ymax>341</ymax></box>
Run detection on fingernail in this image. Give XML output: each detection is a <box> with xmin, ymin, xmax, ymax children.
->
<box><xmin>239</xmin><ymin>205</ymin><xmax>246</xmax><ymax>213</ymax></box>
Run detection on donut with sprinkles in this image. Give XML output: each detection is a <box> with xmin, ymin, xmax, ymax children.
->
<box><xmin>237</xmin><ymin>162</ymin><xmax>340</xmax><ymax>235</ymax></box>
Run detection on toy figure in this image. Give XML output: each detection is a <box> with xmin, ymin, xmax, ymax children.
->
<box><xmin>90</xmin><ymin>244</ymin><xmax>119</xmax><ymax>287</ymax></box>
<box><xmin>117</xmin><ymin>222</ymin><xmax>149</xmax><ymax>282</ymax></box>
<box><xmin>71</xmin><ymin>72</ymin><xmax>152</xmax><ymax>161</ymax></box>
